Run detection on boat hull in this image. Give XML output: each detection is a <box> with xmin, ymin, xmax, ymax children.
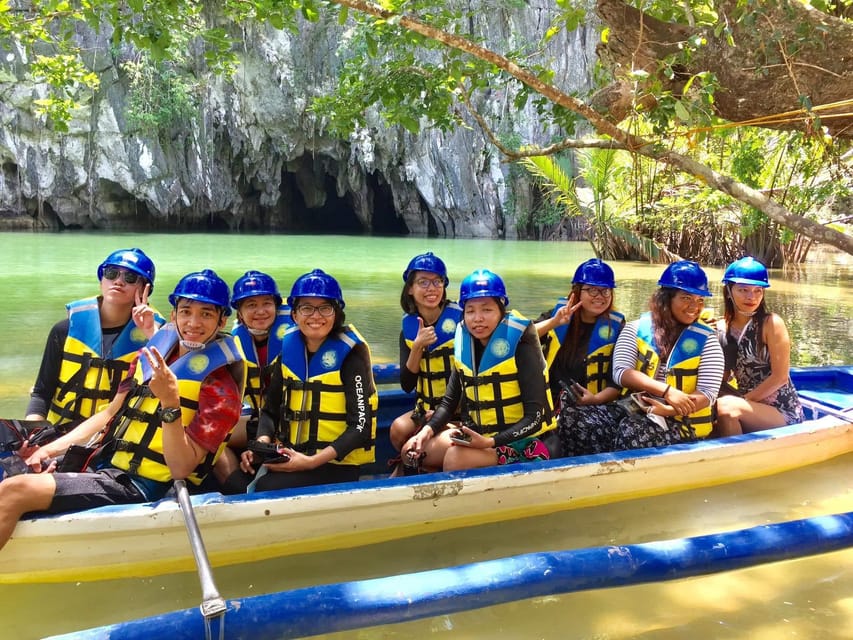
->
<box><xmin>2</xmin><ymin>365</ymin><xmax>852</xmax><ymax>584</ymax></box>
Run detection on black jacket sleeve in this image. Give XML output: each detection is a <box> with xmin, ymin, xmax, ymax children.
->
<box><xmin>422</xmin><ymin>369</ymin><xmax>462</xmax><ymax>434</ymax></box>
<box><xmin>256</xmin><ymin>357</ymin><xmax>283</xmax><ymax>441</ymax></box>
<box><xmin>492</xmin><ymin>327</ymin><xmax>550</xmax><ymax>447</ymax></box>
<box><xmin>26</xmin><ymin>319</ymin><xmax>69</xmax><ymax>417</ymax></box>
<box><xmin>398</xmin><ymin>331</ymin><xmax>419</xmax><ymax>393</ymax></box>
<box><xmin>328</xmin><ymin>345</ymin><xmax>375</xmax><ymax>460</ymax></box>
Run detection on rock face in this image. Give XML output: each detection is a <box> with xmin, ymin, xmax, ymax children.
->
<box><xmin>0</xmin><ymin>7</ymin><xmax>597</xmax><ymax>237</ymax></box>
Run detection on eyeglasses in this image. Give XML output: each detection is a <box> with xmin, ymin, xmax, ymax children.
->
<box><xmin>102</xmin><ymin>267</ymin><xmax>142</xmax><ymax>285</ymax></box>
<box><xmin>415</xmin><ymin>277</ymin><xmax>445</xmax><ymax>289</ymax></box>
<box><xmin>580</xmin><ymin>287</ymin><xmax>612</xmax><ymax>299</ymax></box>
<box><xmin>295</xmin><ymin>303</ymin><xmax>336</xmax><ymax>318</ymax></box>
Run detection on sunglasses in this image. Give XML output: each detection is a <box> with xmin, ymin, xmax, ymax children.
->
<box><xmin>102</xmin><ymin>267</ymin><xmax>142</xmax><ymax>285</ymax></box>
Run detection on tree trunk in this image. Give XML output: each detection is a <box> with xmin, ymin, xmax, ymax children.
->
<box><xmin>337</xmin><ymin>0</ymin><xmax>853</xmax><ymax>255</ymax></box>
<box><xmin>594</xmin><ymin>0</ymin><xmax>853</xmax><ymax>139</ymax></box>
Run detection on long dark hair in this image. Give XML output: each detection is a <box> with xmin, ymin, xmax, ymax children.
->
<box><xmin>722</xmin><ymin>284</ymin><xmax>769</xmax><ymax>353</ymax></box>
<box><xmin>650</xmin><ymin>288</ymin><xmax>685</xmax><ymax>362</ymax></box>
<box><xmin>554</xmin><ymin>283</ymin><xmax>615</xmax><ymax>371</ymax></box>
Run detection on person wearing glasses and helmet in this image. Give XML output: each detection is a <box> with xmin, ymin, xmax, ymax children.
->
<box><xmin>241</xmin><ymin>269</ymin><xmax>377</xmax><ymax>491</ymax></box>
<box><xmin>536</xmin><ymin>258</ymin><xmax>625</xmax><ymax>403</ymax></box>
<box><xmin>402</xmin><ymin>269</ymin><xmax>558</xmax><ymax>472</ymax></box>
<box><xmin>0</xmin><ymin>270</ymin><xmax>245</xmax><ymax>548</ymax></box>
<box><xmin>388</xmin><ymin>252</ymin><xmax>462</xmax><ymax>476</ymax></box>
<box><xmin>715</xmin><ymin>257</ymin><xmax>803</xmax><ymax>435</ymax></box>
<box><xmin>25</xmin><ymin>248</ymin><xmax>164</xmax><ymax>431</ymax></box>
<box><xmin>534</xmin><ymin>259</ymin><xmax>625</xmax><ymax>457</ymax></box>
<box><xmin>212</xmin><ymin>271</ymin><xmax>294</xmax><ymax>494</ymax></box>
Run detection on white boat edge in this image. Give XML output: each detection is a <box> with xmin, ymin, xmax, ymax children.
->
<box><xmin>3</xmin><ymin>411</ymin><xmax>852</xmax><ymax>585</ymax></box>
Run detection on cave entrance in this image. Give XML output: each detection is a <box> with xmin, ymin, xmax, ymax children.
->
<box><xmin>278</xmin><ymin>156</ymin><xmax>408</xmax><ymax>235</ymax></box>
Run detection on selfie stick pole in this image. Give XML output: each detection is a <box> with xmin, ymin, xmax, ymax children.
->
<box><xmin>174</xmin><ymin>479</ymin><xmax>227</xmax><ymax>620</ymax></box>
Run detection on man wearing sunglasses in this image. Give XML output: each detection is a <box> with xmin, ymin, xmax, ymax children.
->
<box><xmin>25</xmin><ymin>248</ymin><xmax>165</xmax><ymax>433</ymax></box>
<box><xmin>0</xmin><ymin>270</ymin><xmax>245</xmax><ymax>549</ymax></box>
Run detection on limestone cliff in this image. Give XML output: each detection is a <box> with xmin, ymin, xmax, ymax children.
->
<box><xmin>0</xmin><ymin>5</ymin><xmax>597</xmax><ymax>237</ymax></box>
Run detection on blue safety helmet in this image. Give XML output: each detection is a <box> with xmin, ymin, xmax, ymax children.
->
<box><xmin>169</xmin><ymin>269</ymin><xmax>232</xmax><ymax>315</ymax></box>
<box><xmin>459</xmin><ymin>269</ymin><xmax>509</xmax><ymax>307</ymax></box>
<box><xmin>97</xmin><ymin>248</ymin><xmax>156</xmax><ymax>292</ymax></box>
<box><xmin>572</xmin><ymin>258</ymin><xmax>616</xmax><ymax>289</ymax></box>
<box><xmin>657</xmin><ymin>260</ymin><xmax>712</xmax><ymax>297</ymax></box>
<box><xmin>722</xmin><ymin>257</ymin><xmax>770</xmax><ymax>288</ymax></box>
<box><xmin>287</xmin><ymin>269</ymin><xmax>345</xmax><ymax>309</ymax></box>
<box><xmin>231</xmin><ymin>271</ymin><xmax>283</xmax><ymax>308</ymax></box>
<box><xmin>402</xmin><ymin>252</ymin><xmax>449</xmax><ymax>286</ymax></box>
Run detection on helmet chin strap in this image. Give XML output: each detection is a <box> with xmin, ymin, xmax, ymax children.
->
<box><xmin>179</xmin><ymin>339</ymin><xmax>205</xmax><ymax>351</ymax></box>
<box><xmin>248</xmin><ymin>327</ymin><xmax>270</xmax><ymax>337</ymax></box>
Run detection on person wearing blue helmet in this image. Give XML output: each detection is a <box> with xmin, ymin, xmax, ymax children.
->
<box><xmin>229</xmin><ymin>271</ymin><xmax>292</xmax><ymax>436</ymax></box>
<box><xmin>402</xmin><ymin>269</ymin><xmax>558</xmax><ymax>473</ymax></box>
<box><xmin>240</xmin><ymin>269</ymin><xmax>378</xmax><ymax>491</ymax></box>
<box><xmin>715</xmin><ymin>257</ymin><xmax>803</xmax><ymax>434</ymax></box>
<box><xmin>533</xmin><ymin>258</ymin><xmax>626</xmax><ymax>456</ymax></box>
<box><xmin>0</xmin><ymin>270</ymin><xmax>245</xmax><ymax>545</ymax></box>
<box><xmin>25</xmin><ymin>248</ymin><xmax>164</xmax><ymax>431</ymax></box>
<box><xmin>210</xmin><ymin>271</ymin><xmax>295</xmax><ymax>494</ymax></box>
<box><xmin>535</xmin><ymin>258</ymin><xmax>625</xmax><ymax>403</ymax></box>
<box><xmin>388</xmin><ymin>252</ymin><xmax>463</xmax><ymax>476</ymax></box>
<box><xmin>606</xmin><ymin>260</ymin><xmax>724</xmax><ymax>449</ymax></box>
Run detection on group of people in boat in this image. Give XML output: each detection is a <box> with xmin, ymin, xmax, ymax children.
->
<box><xmin>0</xmin><ymin>248</ymin><xmax>802</xmax><ymax>550</ymax></box>
<box><xmin>389</xmin><ymin>252</ymin><xmax>802</xmax><ymax>475</ymax></box>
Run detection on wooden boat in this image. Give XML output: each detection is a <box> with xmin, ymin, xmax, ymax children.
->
<box><xmin>45</xmin><ymin>510</ymin><xmax>853</xmax><ymax>640</ymax></box>
<box><xmin>2</xmin><ymin>365</ymin><xmax>852</xmax><ymax>585</ymax></box>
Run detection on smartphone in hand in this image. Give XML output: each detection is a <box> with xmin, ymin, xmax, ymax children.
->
<box><xmin>449</xmin><ymin>429</ymin><xmax>472</xmax><ymax>445</ymax></box>
<box><xmin>248</xmin><ymin>440</ymin><xmax>291</xmax><ymax>465</ymax></box>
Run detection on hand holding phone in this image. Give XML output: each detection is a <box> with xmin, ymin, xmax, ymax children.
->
<box><xmin>449</xmin><ymin>429</ymin><xmax>472</xmax><ymax>446</ymax></box>
<box><xmin>247</xmin><ymin>440</ymin><xmax>291</xmax><ymax>466</ymax></box>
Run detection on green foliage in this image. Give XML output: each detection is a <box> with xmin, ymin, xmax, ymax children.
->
<box><xmin>30</xmin><ymin>54</ymin><xmax>101</xmax><ymax>132</ymax></box>
<box><xmin>122</xmin><ymin>56</ymin><xmax>199</xmax><ymax>137</ymax></box>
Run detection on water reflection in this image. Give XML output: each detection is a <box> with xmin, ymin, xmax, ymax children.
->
<box><xmin>2</xmin><ymin>453</ymin><xmax>851</xmax><ymax>639</ymax></box>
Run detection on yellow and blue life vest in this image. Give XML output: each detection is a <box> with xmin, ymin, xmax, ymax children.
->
<box><xmin>231</xmin><ymin>304</ymin><xmax>293</xmax><ymax>417</ymax></box>
<box><xmin>402</xmin><ymin>301</ymin><xmax>462</xmax><ymax>410</ymax></box>
<box><xmin>109</xmin><ymin>324</ymin><xmax>246</xmax><ymax>486</ymax></box>
<box><xmin>542</xmin><ymin>299</ymin><xmax>624</xmax><ymax>393</ymax></box>
<box><xmin>278</xmin><ymin>324</ymin><xmax>377</xmax><ymax>466</ymax></box>
<box><xmin>47</xmin><ymin>297</ymin><xmax>164</xmax><ymax>427</ymax></box>
<box><xmin>454</xmin><ymin>310</ymin><xmax>554</xmax><ymax>438</ymax></box>
<box><xmin>635</xmin><ymin>312</ymin><xmax>714</xmax><ymax>437</ymax></box>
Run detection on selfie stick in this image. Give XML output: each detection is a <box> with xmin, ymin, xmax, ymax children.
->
<box><xmin>174</xmin><ymin>479</ymin><xmax>227</xmax><ymax>622</ymax></box>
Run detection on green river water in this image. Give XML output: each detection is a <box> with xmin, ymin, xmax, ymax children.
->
<box><xmin>0</xmin><ymin>232</ymin><xmax>851</xmax><ymax>639</ymax></box>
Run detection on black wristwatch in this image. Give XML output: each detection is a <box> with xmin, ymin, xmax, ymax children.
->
<box><xmin>158</xmin><ymin>406</ymin><xmax>182</xmax><ymax>423</ymax></box>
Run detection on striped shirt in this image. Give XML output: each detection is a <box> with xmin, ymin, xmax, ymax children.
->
<box><xmin>612</xmin><ymin>320</ymin><xmax>725</xmax><ymax>404</ymax></box>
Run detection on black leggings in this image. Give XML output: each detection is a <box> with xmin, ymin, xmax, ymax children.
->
<box><xmin>254</xmin><ymin>463</ymin><xmax>359</xmax><ymax>492</ymax></box>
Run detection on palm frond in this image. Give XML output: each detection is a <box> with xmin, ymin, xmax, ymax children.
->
<box><xmin>601</xmin><ymin>224</ymin><xmax>682</xmax><ymax>264</ymax></box>
<box><xmin>519</xmin><ymin>156</ymin><xmax>584</xmax><ymax>217</ymax></box>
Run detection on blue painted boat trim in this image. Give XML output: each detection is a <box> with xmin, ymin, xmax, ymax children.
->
<box><xmin>49</xmin><ymin>511</ymin><xmax>853</xmax><ymax>640</ymax></box>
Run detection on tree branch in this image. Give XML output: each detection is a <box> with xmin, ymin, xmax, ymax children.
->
<box><xmin>334</xmin><ymin>0</ymin><xmax>853</xmax><ymax>254</ymax></box>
